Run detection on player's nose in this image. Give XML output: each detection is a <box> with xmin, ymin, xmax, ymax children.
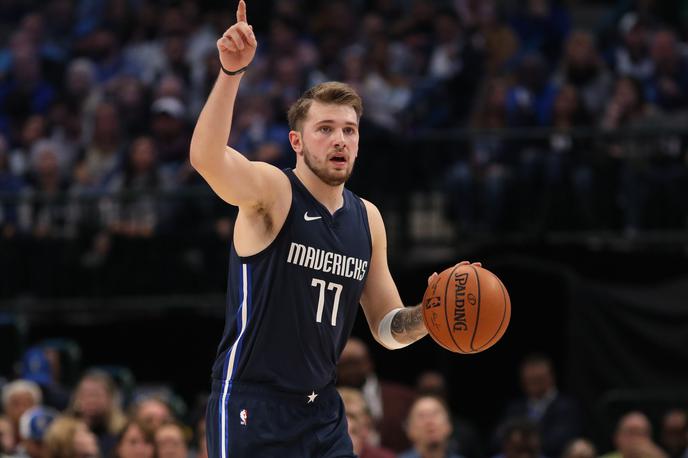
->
<box><xmin>333</xmin><ymin>129</ymin><xmax>346</xmax><ymax>146</ymax></box>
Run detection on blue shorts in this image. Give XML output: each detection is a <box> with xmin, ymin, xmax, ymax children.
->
<box><xmin>206</xmin><ymin>379</ymin><xmax>355</xmax><ymax>458</ymax></box>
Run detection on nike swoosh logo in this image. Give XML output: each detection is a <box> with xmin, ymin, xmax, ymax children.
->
<box><xmin>304</xmin><ymin>212</ymin><xmax>322</xmax><ymax>221</ymax></box>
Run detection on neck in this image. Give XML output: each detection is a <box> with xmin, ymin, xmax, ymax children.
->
<box><xmin>293</xmin><ymin>164</ymin><xmax>344</xmax><ymax>215</ymax></box>
<box><xmin>418</xmin><ymin>441</ymin><xmax>448</xmax><ymax>458</ymax></box>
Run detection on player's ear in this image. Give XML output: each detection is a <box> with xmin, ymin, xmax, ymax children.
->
<box><xmin>289</xmin><ymin>130</ymin><xmax>303</xmax><ymax>155</ymax></box>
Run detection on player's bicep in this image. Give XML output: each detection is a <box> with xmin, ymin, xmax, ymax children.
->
<box><xmin>360</xmin><ymin>201</ymin><xmax>404</xmax><ymax>342</ymax></box>
<box><xmin>194</xmin><ymin>146</ymin><xmax>284</xmax><ymax>208</ymax></box>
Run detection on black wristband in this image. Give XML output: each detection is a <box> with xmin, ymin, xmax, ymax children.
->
<box><xmin>220</xmin><ymin>63</ymin><xmax>248</xmax><ymax>76</ymax></box>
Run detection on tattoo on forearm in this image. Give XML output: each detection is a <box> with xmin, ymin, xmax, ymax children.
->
<box><xmin>390</xmin><ymin>305</ymin><xmax>428</xmax><ymax>343</ymax></box>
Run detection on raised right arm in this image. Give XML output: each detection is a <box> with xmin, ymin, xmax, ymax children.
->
<box><xmin>189</xmin><ymin>0</ymin><xmax>281</xmax><ymax>208</ymax></box>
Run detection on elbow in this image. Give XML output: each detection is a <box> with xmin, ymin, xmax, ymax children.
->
<box><xmin>189</xmin><ymin>147</ymin><xmax>205</xmax><ymax>172</ymax></box>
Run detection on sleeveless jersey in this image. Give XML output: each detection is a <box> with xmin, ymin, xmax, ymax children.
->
<box><xmin>211</xmin><ymin>169</ymin><xmax>372</xmax><ymax>392</ymax></box>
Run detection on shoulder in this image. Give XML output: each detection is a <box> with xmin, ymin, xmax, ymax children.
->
<box><xmin>361</xmin><ymin>198</ymin><xmax>383</xmax><ymax>226</ymax></box>
<box><xmin>360</xmin><ymin>198</ymin><xmax>385</xmax><ymax>248</ymax></box>
<box><xmin>360</xmin><ymin>198</ymin><xmax>380</xmax><ymax>216</ymax></box>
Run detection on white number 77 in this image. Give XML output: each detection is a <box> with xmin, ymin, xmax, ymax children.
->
<box><xmin>311</xmin><ymin>278</ymin><xmax>343</xmax><ymax>326</ymax></box>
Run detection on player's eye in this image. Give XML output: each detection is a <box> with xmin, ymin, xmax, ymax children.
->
<box><xmin>344</xmin><ymin>127</ymin><xmax>356</xmax><ymax>135</ymax></box>
<box><xmin>319</xmin><ymin>126</ymin><xmax>332</xmax><ymax>133</ymax></box>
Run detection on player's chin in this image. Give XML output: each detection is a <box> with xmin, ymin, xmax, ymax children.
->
<box><xmin>327</xmin><ymin>167</ymin><xmax>353</xmax><ymax>184</ymax></box>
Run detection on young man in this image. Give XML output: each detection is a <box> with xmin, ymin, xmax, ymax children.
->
<box><xmin>190</xmin><ymin>1</ymin><xmax>474</xmax><ymax>456</ymax></box>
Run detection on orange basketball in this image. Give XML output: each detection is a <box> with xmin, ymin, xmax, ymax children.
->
<box><xmin>422</xmin><ymin>264</ymin><xmax>510</xmax><ymax>354</ymax></box>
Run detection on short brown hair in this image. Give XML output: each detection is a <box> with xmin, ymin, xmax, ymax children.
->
<box><xmin>287</xmin><ymin>82</ymin><xmax>363</xmax><ymax>131</ymax></box>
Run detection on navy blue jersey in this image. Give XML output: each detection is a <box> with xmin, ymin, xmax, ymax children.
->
<box><xmin>211</xmin><ymin>168</ymin><xmax>372</xmax><ymax>392</ymax></box>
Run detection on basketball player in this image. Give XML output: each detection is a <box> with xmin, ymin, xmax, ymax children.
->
<box><xmin>189</xmin><ymin>1</ymin><xmax>477</xmax><ymax>456</ymax></box>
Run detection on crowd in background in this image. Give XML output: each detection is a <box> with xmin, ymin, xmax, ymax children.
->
<box><xmin>0</xmin><ymin>0</ymin><xmax>687</xmax><ymax>244</ymax></box>
<box><xmin>1</xmin><ymin>337</ymin><xmax>687</xmax><ymax>458</ymax></box>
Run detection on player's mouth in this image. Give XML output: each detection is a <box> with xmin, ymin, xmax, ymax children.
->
<box><xmin>329</xmin><ymin>154</ymin><xmax>348</xmax><ymax>167</ymax></box>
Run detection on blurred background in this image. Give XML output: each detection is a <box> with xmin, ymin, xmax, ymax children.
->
<box><xmin>1</xmin><ymin>0</ymin><xmax>688</xmax><ymax>457</ymax></box>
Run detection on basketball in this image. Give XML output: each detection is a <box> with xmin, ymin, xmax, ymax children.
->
<box><xmin>422</xmin><ymin>264</ymin><xmax>510</xmax><ymax>354</ymax></box>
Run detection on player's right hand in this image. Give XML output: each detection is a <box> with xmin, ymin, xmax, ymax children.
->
<box><xmin>217</xmin><ymin>0</ymin><xmax>257</xmax><ymax>72</ymax></box>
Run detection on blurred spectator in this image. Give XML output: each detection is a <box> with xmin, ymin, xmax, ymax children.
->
<box><xmin>44</xmin><ymin>416</ymin><xmax>100</xmax><ymax>458</ymax></box>
<box><xmin>520</xmin><ymin>84</ymin><xmax>594</xmax><ymax>231</ymax></box>
<box><xmin>149</xmin><ymin>97</ymin><xmax>191</xmax><ymax>167</ymax></box>
<box><xmin>601</xmin><ymin>76</ymin><xmax>685</xmax><ymax>232</ymax></box>
<box><xmin>113</xmin><ymin>420</ymin><xmax>154</xmax><ymax>458</ymax></box>
<box><xmin>346</xmin><ymin>410</ymin><xmax>366</xmax><ymax>458</ymax></box>
<box><xmin>104</xmin><ymin>136</ymin><xmax>164</xmax><ymax>238</ymax></box>
<box><xmin>599</xmin><ymin>411</ymin><xmax>667</xmax><ymax>458</ymax></box>
<box><xmin>74</xmin><ymin>27</ymin><xmax>137</xmax><ymax>85</ymax></box>
<box><xmin>154</xmin><ymin>422</ymin><xmax>188</xmax><ymax>458</ymax></box>
<box><xmin>416</xmin><ymin>370</ymin><xmax>483</xmax><ymax>458</ymax></box>
<box><xmin>554</xmin><ymin>30</ymin><xmax>614</xmax><ymax>121</ymax></box>
<box><xmin>339</xmin><ymin>387</ymin><xmax>395</xmax><ymax>458</ymax></box>
<box><xmin>74</xmin><ymin>101</ymin><xmax>125</xmax><ymax>193</ymax></box>
<box><xmin>458</xmin><ymin>0</ymin><xmax>518</xmax><ymax>77</ymax></box>
<box><xmin>18</xmin><ymin>139</ymin><xmax>77</xmax><ymax>238</ymax></box>
<box><xmin>399</xmin><ymin>394</ymin><xmax>462</xmax><ymax>458</ymax></box>
<box><xmin>0</xmin><ymin>416</ymin><xmax>15</xmax><ymax>456</ymax></box>
<box><xmin>492</xmin><ymin>418</ymin><xmax>545</xmax><ymax>458</ymax></box>
<box><xmin>494</xmin><ymin>354</ymin><xmax>581</xmax><ymax>458</ymax></box>
<box><xmin>337</xmin><ymin>337</ymin><xmax>416</xmax><ymax>452</ymax></box>
<box><xmin>189</xmin><ymin>48</ymin><xmax>220</xmax><ymax>118</ymax></box>
<box><xmin>0</xmin><ymin>135</ymin><xmax>23</xmax><ymax>238</ymax></box>
<box><xmin>361</xmin><ymin>35</ymin><xmax>412</xmax><ymax>131</ymax></box>
<box><xmin>645</xmin><ymin>30</ymin><xmax>688</xmax><ymax>112</ymax></box>
<box><xmin>64</xmin><ymin>58</ymin><xmax>101</xmax><ymax>120</ymax></box>
<box><xmin>20</xmin><ymin>346</ymin><xmax>71</xmax><ymax>411</ymax></box>
<box><xmin>507</xmin><ymin>0</ymin><xmax>570</xmax><ymax>67</ymax></box>
<box><xmin>7</xmin><ymin>114</ymin><xmax>48</xmax><ymax>179</ymax></box>
<box><xmin>1</xmin><ymin>380</ymin><xmax>42</xmax><ymax>446</ymax></box>
<box><xmin>311</xmin><ymin>0</ymin><xmax>358</xmax><ymax>55</ymax></box>
<box><xmin>129</xmin><ymin>395</ymin><xmax>174</xmax><ymax>433</ymax></box>
<box><xmin>153</xmin><ymin>75</ymin><xmax>187</xmax><ymax>104</ymax></box>
<box><xmin>195</xmin><ymin>417</ymin><xmax>207</xmax><ymax>458</ymax></box>
<box><xmin>610</xmin><ymin>13</ymin><xmax>653</xmax><ymax>82</ymax></box>
<box><xmin>601</xmin><ymin>75</ymin><xmax>658</xmax><ymax>149</ymax></box>
<box><xmin>231</xmin><ymin>93</ymin><xmax>292</xmax><ymax>169</ymax></box>
<box><xmin>659</xmin><ymin>409</ymin><xmax>688</xmax><ymax>458</ymax></box>
<box><xmin>561</xmin><ymin>438</ymin><xmax>596</xmax><ymax>458</ymax></box>
<box><xmin>0</xmin><ymin>36</ymin><xmax>55</xmax><ymax>143</ymax></box>
<box><xmin>67</xmin><ymin>370</ymin><xmax>126</xmax><ymax>457</ymax></box>
<box><xmin>47</xmin><ymin>100</ymin><xmax>85</xmax><ymax>174</ymax></box>
<box><xmin>108</xmin><ymin>76</ymin><xmax>150</xmax><ymax>138</ymax></box>
<box><xmin>443</xmin><ymin>77</ymin><xmax>514</xmax><ymax>233</ymax></box>
<box><xmin>265</xmin><ymin>54</ymin><xmax>307</xmax><ymax>120</ymax></box>
<box><xmin>16</xmin><ymin>406</ymin><xmax>59</xmax><ymax>458</ymax></box>
<box><xmin>429</xmin><ymin>7</ymin><xmax>484</xmax><ymax>125</ymax></box>
<box><xmin>505</xmin><ymin>53</ymin><xmax>557</xmax><ymax>127</ymax></box>
<box><xmin>157</xmin><ymin>35</ymin><xmax>191</xmax><ymax>88</ymax></box>
<box><xmin>266</xmin><ymin>14</ymin><xmax>318</xmax><ymax>72</ymax></box>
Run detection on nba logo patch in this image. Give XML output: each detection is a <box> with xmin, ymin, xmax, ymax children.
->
<box><xmin>240</xmin><ymin>409</ymin><xmax>248</xmax><ymax>426</ymax></box>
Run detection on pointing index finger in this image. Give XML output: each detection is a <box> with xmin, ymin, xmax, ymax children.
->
<box><xmin>236</xmin><ymin>0</ymin><xmax>247</xmax><ymax>23</ymax></box>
